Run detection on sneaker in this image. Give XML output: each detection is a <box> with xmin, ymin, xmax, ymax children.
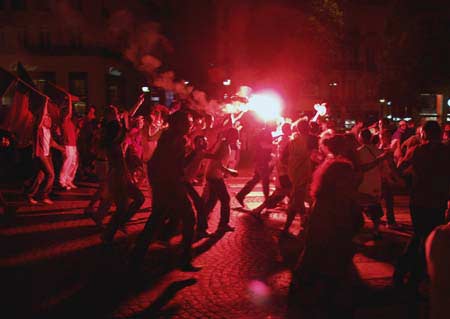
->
<box><xmin>217</xmin><ymin>224</ymin><xmax>235</xmax><ymax>233</ymax></box>
<box><xmin>89</xmin><ymin>213</ymin><xmax>103</xmax><ymax>228</ymax></box>
<box><xmin>179</xmin><ymin>261</ymin><xmax>202</xmax><ymax>272</ymax></box>
<box><xmin>67</xmin><ymin>182</ymin><xmax>78</xmax><ymax>189</ymax></box>
<box><xmin>42</xmin><ymin>198</ymin><xmax>54</xmax><ymax>205</ymax></box>
<box><xmin>195</xmin><ymin>230</ymin><xmax>212</xmax><ymax>241</ymax></box>
<box><xmin>28</xmin><ymin>196</ymin><xmax>38</xmax><ymax>205</ymax></box>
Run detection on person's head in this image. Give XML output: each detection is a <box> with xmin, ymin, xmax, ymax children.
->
<box><xmin>320</xmin><ymin>134</ymin><xmax>347</xmax><ymax>157</ymax></box>
<box><xmin>42</xmin><ymin>114</ymin><xmax>52</xmax><ymax>129</ymax></box>
<box><xmin>104</xmin><ymin>105</ymin><xmax>120</xmax><ymax>124</ymax></box>
<box><xmin>407</xmin><ymin>120</ymin><xmax>415</xmax><ymax>129</ymax></box>
<box><xmin>296</xmin><ymin>119</ymin><xmax>310</xmax><ymax>135</ymax></box>
<box><xmin>398</xmin><ymin>120</ymin><xmax>407</xmax><ymax>132</ymax></box>
<box><xmin>379</xmin><ymin>118</ymin><xmax>390</xmax><ymax>130</ymax></box>
<box><xmin>421</xmin><ymin>120</ymin><xmax>442</xmax><ymax>142</ymax></box>
<box><xmin>194</xmin><ymin>135</ymin><xmax>208</xmax><ymax>151</ymax></box>
<box><xmin>358</xmin><ymin>128</ymin><xmax>372</xmax><ymax>145</ymax></box>
<box><xmin>136</xmin><ymin>115</ymin><xmax>145</xmax><ymax>129</ymax></box>
<box><xmin>168</xmin><ymin>111</ymin><xmax>192</xmax><ymax>135</ymax></box>
<box><xmin>281</xmin><ymin>123</ymin><xmax>292</xmax><ymax>136</ymax></box>
<box><xmin>310</xmin><ymin>158</ymin><xmax>356</xmax><ymax>201</ymax></box>
<box><xmin>87</xmin><ymin>106</ymin><xmax>96</xmax><ymax>120</ymax></box>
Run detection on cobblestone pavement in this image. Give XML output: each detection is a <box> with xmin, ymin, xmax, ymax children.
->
<box><xmin>0</xmin><ymin>175</ymin><xmax>423</xmax><ymax>319</ymax></box>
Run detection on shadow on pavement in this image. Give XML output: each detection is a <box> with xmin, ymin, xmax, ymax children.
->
<box><xmin>134</xmin><ymin>278</ymin><xmax>197</xmax><ymax>318</ymax></box>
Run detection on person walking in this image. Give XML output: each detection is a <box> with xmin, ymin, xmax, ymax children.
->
<box><xmin>28</xmin><ymin>114</ymin><xmax>65</xmax><ymax>204</ymax></box>
<box><xmin>201</xmin><ymin>128</ymin><xmax>239</xmax><ymax>235</ymax></box>
<box><xmin>130</xmin><ymin>110</ymin><xmax>200</xmax><ymax>271</ymax></box>
<box><xmin>393</xmin><ymin>121</ymin><xmax>450</xmax><ymax>288</ymax></box>
<box><xmin>59</xmin><ymin>109</ymin><xmax>79</xmax><ymax>190</ymax></box>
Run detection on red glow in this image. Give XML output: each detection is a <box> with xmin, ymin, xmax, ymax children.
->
<box><xmin>247</xmin><ymin>91</ymin><xmax>283</xmax><ymax>121</ymax></box>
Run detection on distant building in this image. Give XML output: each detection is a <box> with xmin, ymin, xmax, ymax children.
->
<box><xmin>0</xmin><ymin>0</ymin><xmax>145</xmax><ymax>115</ymax></box>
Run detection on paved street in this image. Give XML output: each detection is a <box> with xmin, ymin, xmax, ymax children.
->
<box><xmin>0</xmin><ymin>175</ymin><xmax>425</xmax><ymax>319</ymax></box>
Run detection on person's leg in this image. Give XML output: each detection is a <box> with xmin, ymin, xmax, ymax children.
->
<box><xmin>90</xmin><ymin>197</ymin><xmax>112</xmax><ymax>226</ymax></box>
<box><xmin>102</xmin><ymin>191</ymin><xmax>129</xmax><ymax>242</ymax></box>
<box><xmin>123</xmin><ymin>181</ymin><xmax>145</xmax><ymax>223</ymax></box>
<box><xmin>382</xmin><ymin>182</ymin><xmax>396</xmax><ymax>225</ymax></box>
<box><xmin>59</xmin><ymin>146</ymin><xmax>68</xmax><ymax>187</ymax></box>
<box><xmin>41</xmin><ymin>156</ymin><xmax>55</xmax><ymax>199</ymax></box>
<box><xmin>66</xmin><ymin>146</ymin><xmax>79</xmax><ymax>186</ymax></box>
<box><xmin>130</xmin><ymin>183</ymin><xmax>169</xmax><ymax>265</ymax></box>
<box><xmin>367</xmin><ymin>203</ymin><xmax>384</xmax><ymax>239</ymax></box>
<box><xmin>236</xmin><ymin>170</ymin><xmax>260</xmax><ymax>204</ymax></box>
<box><xmin>258</xmin><ymin>166</ymin><xmax>271</xmax><ymax>200</ymax></box>
<box><xmin>203</xmin><ymin>179</ymin><xmax>219</xmax><ymax>223</ymax></box>
<box><xmin>185</xmin><ymin>182</ymin><xmax>208</xmax><ymax>234</ymax></box>
<box><xmin>253</xmin><ymin>187</ymin><xmax>288</xmax><ymax>215</ymax></box>
<box><xmin>283</xmin><ymin>184</ymin><xmax>306</xmax><ymax>234</ymax></box>
<box><xmin>214</xmin><ymin>179</ymin><xmax>231</xmax><ymax>228</ymax></box>
<box><xmin>86</xmin><ymin>188</ymin><xmax>102</xmax><ymax>211</ymax></box>
<box><xmin>178</xmin><ymin>192</ymin><xmax>196</xmax><ymax>265</ymax></box>
<box><xmin>28</xmin><ymin>166</ymin><xmax>45</xmax><ymax>199</ymax></box>
<box><xmin>393</xmin><ymin>204</ymin><xmax>422</xmax><ymax>285</ymax></box>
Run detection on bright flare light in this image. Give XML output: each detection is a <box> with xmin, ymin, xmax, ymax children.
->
<box><xmin>247</xmin><ymin>91</ymin><xmax>283</xmax><ymax>122</ymax></box>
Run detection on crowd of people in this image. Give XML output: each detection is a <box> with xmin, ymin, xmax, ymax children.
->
<box><xmin>1</xmin><ymin>95</ymin><xmax>450</xmax><ymax>318</ymax></box>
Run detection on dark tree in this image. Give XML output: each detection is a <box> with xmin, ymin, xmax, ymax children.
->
<box><xmin>380</xmin><ymin>0</ymin><xmax>450</xmax><ymax>112</ymax></box>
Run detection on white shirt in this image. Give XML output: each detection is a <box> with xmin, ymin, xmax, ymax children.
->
<box><xmin>357</xmin><ymin>144</ymin><xmax>383</xmax><ymax>198</ymax></box>
<box><xmin>42</xmin><ymin>127</ymin><xmax>51</xmax><ymax>156</ymax></box>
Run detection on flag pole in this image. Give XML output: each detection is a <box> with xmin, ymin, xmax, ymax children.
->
<box><xmin>0</xmin><ymin>67</ymin><xmax>49</xmax><ymax>99</ymax></box>
<box><xmin>16</xmin><ymin>77</ymin><xmax>50</xmax><ymax>99</ymax></box>
<box><xmin>1</xmin><ymin>78</ymin><xmax>18</xmax><ymax>98</ymax></box>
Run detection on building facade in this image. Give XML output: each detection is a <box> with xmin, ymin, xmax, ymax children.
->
<box><xmin>0</xmin><ymin>0</ymin><xmax>144</xmax><ymax>115</ymax></box>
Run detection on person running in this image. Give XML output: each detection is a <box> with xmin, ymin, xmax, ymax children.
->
<box><xmin>130</xmin><ymin>110</ymin><xmax>200</xmax><ymax>271</ymax></box>
<box><xmin>98</xmin><ymin>105</ymin><xmax>145</xmax><ymax>243</ymax></box>
<box><xmin>235</xmin><ymin>128</ymin><xmax>273</xmax><ymax>207</ymax></box>
<box><xmin>252</xmin><ymin>122</ymin><xmax>292</xmax><ymax>216</ymax></box>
